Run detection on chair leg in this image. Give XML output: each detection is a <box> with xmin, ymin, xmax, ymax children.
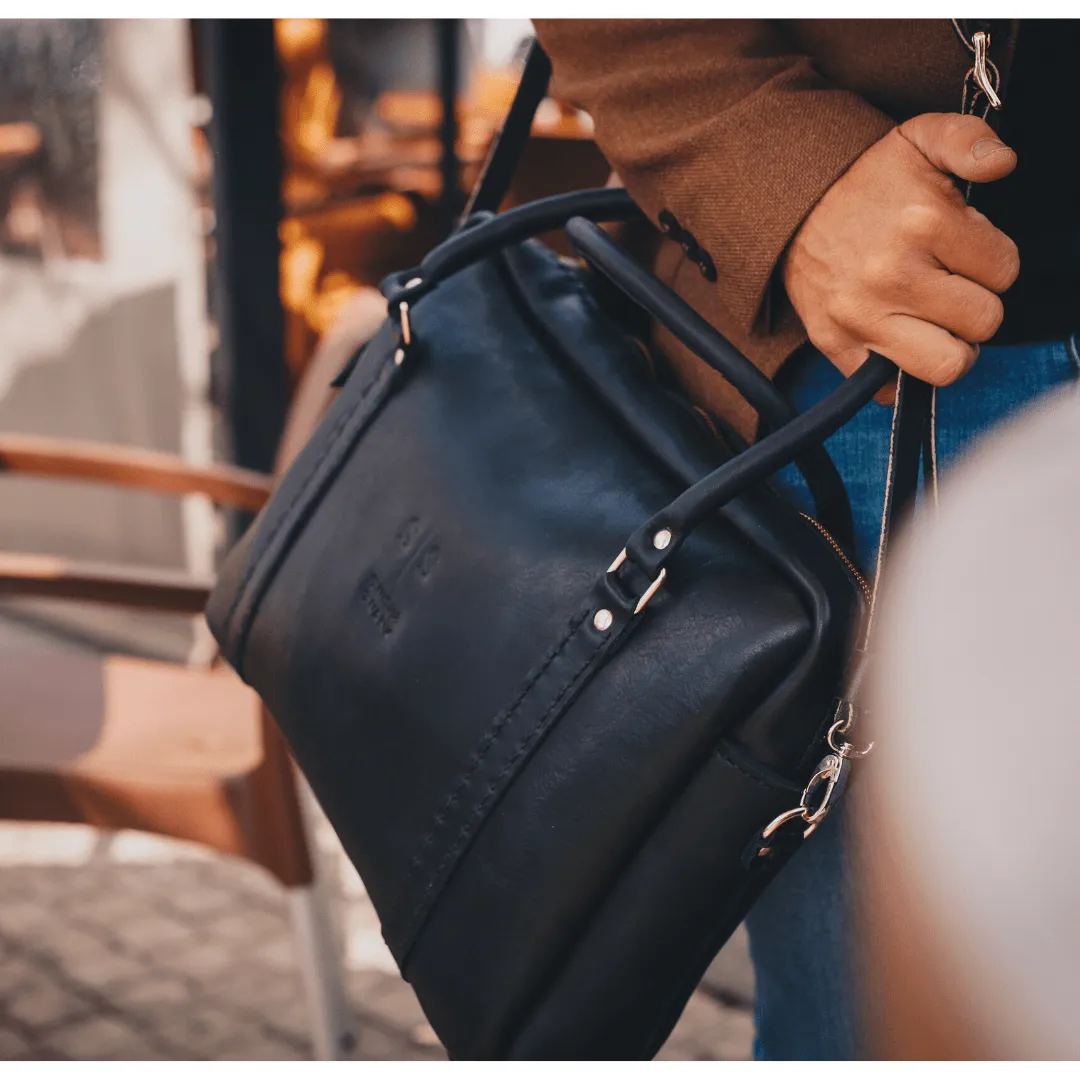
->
<box><xmin>247</xmin><ymin>710</ymin><xmax>355</xmax><ymax>1058</ymax></box>
<box><xmin>288</xmin><ymin>882</ymin><xmax>355</xmax><ymax>1060</ymax></box>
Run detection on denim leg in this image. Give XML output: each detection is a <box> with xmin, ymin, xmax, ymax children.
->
<box><xmin>745</xmin><ymin>804</ymin><xmax>856</xmax><ymax>1060</ymax></box>
<box><xmin>746</xmin><ymin>335</ymin><xmax>1079</xmax><ymax>1060</ymax></box>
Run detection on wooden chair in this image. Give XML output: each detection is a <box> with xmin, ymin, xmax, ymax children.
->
<box><xmin>0</xmin><ymin>291</ymin><xmax>387</xmax><ymax>1059</ymax></box>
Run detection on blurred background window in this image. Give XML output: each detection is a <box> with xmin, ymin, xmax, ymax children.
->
<box><xmin>0</xmin><ymin>19</ymin><xmax>103</xmax><ymax>261</ymax></box>
<box><xmin>0</xmin><ymin>19</ymin><xmax>212</xmax><ymax>663</ymax></box>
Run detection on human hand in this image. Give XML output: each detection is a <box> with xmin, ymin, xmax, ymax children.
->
<box><xmin>781</xmin><ymin>113</ymin><xmax>1020</xmax><ymax>401</ymax></box>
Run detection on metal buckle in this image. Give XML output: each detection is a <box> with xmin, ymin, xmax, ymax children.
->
<box><xmin>394</xmin><ymin>277</ymin><xmax>422</xmax><ymax>362</ymax></box>
<box><xmin>607</xmin><ymin>548</ymin><xmax>667</xmax><ymax>615</ymax></box>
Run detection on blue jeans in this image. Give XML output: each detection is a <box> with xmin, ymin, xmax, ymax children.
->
<box><xmin>745</xmin><ymin>332</ymin><xmax>1080</xmax><ymax>1060</ymax></box>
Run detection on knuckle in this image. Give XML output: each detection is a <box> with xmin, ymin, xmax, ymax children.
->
<box><xmin>943</xmin><ymin>112</ymin><xmax>985</xmax><ymax>143</ymax></box>
<box><xmin>936</xmin><ymin>112</ymin><xmax>991</xmax><ymax>155</ymax></box>
<box><xmin>900</xmin><ymin>202</ymin><xmax>944</xmax><ymax>243</ymax></box>
<box><xmin>806</xmin><ymin>322</ymin><xmax>848</xmax><ymax>360</ymax></box>
<box><xmin>860</xmin><ymin>252</ymin><xmax>898</xmax><ymax>292</ymax></box>
<box><xmin>825</xmin><ymin>293</ymin><xmax>866</xmax><ymax>333</ymax></box>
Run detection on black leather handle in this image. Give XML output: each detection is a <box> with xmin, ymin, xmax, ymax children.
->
<box><xmin>413</xmin><ymin>189</ymin><xmax>642</xmax><ymax>293</ymax></box>
<box><xmin>619</xmin><ymin>352</ymin><xmax>898</xmax><ymax>580</ymax></box>
<box><xmin>399</xmin><ymin>38</ymin><xmax>930</xmax><ymax>584</ymax></box>
<box><xmin>566</xmin><ymin>216</ymin><xmax>855</xmax><ymax>548</ymax></box>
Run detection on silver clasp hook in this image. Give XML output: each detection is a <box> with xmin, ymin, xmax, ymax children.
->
<box><xmin>972</xmin><ymin>31</ymin><xmax>1002</xmax><ymax>110</ymax></box>
<box><xmin>757</xmin><ymin>751</ymin><xmax>849</xmax><ymax>854</ymax></box>
<box><xmin>826</xmin><ymin>699</ymin><xmax>874</xmax><ymax>759</ymax></box>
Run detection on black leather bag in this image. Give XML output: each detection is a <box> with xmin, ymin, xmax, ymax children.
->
<box><xmin>206</xmin><ymin>45</ymin><xmax>929</xmax><ymax>1060</ymax></box>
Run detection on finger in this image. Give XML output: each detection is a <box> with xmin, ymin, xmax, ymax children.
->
<box><xmin>898</xmin><ymin>112</ymin><xmax>1017</xmax><ymax>184</ymax></box>
<box><xmin>869</xmin><ymin>313</ymin><xmax>980</xmax><ymax>387</ymax></box>
<box><xmin>821</xmin><ymin>341</ymin><xmax>898</xmax><ymax>406</ymax></box>
<box><xmin>893</xmin><ymin>268</ymin><xmax>1005</xmax><ymax>344</ymax></box>
<box><xmin>928</xmin><ymin>205</ymin><xmax>1020</xmax><ymax>293</ymax></box>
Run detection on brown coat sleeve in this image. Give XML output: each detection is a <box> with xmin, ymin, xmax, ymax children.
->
<box><xmin>532</xmin><ymin>19</ymin><xmax>896</xmax><ymax>343</ymax></box>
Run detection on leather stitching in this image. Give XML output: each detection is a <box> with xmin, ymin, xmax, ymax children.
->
<box><xmin>404</xmin><ymin>608</ymin><xmax>591</xmax><ymax>875</ymax></box>
<box><xmin>221</xmin><ymin>353</ymin><xmax>395</xmax><ymax>656</ymax></box>
<box><xmin>402</xmin><ymin>633</ymin><xmax>606</xmax><ymax>961</ymax></box>
<box><xmin>398</xmin><ymin>610</ymin><xmax>609</xmax><ymax>961</ymax></box>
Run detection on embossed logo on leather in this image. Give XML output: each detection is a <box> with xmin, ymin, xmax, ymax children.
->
<box><xmin>359</xmin><ymin>572</ymin><xmax>400</xmax><ymax>636</ymax></box>
<box><xmin>359</xmin><ymin>516</ymin><xmax>441</xmax><ymax>636</ymax></box>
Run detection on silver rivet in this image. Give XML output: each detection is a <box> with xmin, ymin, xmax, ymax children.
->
<box><xmin>653</xmin><ymin>528</ymin><xmax>672</xmax><ymax>550</ymax></box>
<box><xmin>393</xmin><ymin>348</ymin><xmax>405</xmax><ymax>366</ymax></box>
<box><xmin>593</xmin><ymin>609</ymin><xmax>613</xmax><ymax>632</ymax></box>
<box><xmin>405</xmin><ymin>276</ymin><xmax>422</xmax><ymax>288</ymax></box>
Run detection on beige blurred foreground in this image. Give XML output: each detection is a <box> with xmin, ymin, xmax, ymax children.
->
<box><xmin>859</xmin><ymin>385</ymin><xmax>1080</xmax><ymax>1059</ymax></box>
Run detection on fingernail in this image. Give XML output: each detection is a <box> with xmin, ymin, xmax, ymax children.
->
<box><xmin>972</xmin><ymin>137</ymin><xmax>1010</xmax><ymax>160</ymax></box>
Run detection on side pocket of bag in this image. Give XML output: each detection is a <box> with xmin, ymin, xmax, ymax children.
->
<box><xmin>505</xmin><ymin>746</ymin><xmax>797</xmax><ymax>1059</ymax></box>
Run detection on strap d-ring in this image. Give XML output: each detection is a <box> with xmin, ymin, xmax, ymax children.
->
<box><xmin>607</xmin><ymin>548</ymin><xmax>668</xmax><ymax>615</ymax></box>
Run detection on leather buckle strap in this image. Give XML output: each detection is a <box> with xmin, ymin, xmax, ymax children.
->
<box><xmin>606</xmin><ymin>548</ymin><xmax>667</xmax><ymax>616</ymax></box>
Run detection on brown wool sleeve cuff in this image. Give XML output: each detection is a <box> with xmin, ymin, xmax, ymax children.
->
<box><xmin>533</xmin><ymin>19</ymin><xmax>897</xmax><ymax>338</ymax></box>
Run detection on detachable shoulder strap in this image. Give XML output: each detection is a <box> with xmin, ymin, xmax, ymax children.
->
<box><xmin>863</xmin><ymin>372</ymin><xmax>932</xmax><ymax>640</ymax></box>
<box><xmin>463</xmin><ymin>42</ymin><xmax>552</xmax><ymax>218</ymax></box>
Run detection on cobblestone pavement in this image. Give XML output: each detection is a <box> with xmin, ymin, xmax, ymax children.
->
<box><xmin>0</xmin><ymin>809</ymin><xmax>755</xmax><ymax>1061</ymax></box>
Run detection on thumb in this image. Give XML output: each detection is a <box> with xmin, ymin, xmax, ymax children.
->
<box><xmin>898</xmin><ymin>112</ymin><xmax>1017</xmax><ymax>183</ymax></box>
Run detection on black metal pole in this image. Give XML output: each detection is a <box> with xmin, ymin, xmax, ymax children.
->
<box><xmin>201</xmin><ymin>19</ymin><xmax>288</xmax><ymax>483</ymax></box>
<box><xmin>436</xmin><ymin>19</ymin><xmax>462</xmax><ymax>235</ymax></box>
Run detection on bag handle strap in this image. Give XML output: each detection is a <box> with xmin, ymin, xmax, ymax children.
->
<box><xmin>391</xmin><ymin>198</ymin><xmax>858</xmax><ymax>546</ymax></box>
<box><xmin>564</xmin><ymin>217</ymin><xmax>855</xmax><ymax>547</ymax></box>
<box><xmin>454</xmin><ymin>38</ymin><xmax>929</xmax><ymax>584</ymax></box>
<box><xmin>421</xmin><ymin>188</ymin><xmax>643</xmax><ymax>285</ymax></box>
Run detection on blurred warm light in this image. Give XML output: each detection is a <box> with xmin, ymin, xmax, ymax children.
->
<box><xmin>468</xmin><ymin>67</ymin><xmax>519</xmax><ymax>122</ymax></box>
<box><xmin>6</xmin><ymin>182</ymin><xmax>46</xmax><ymax>247</ymax></box>
<box><xmin>280</xmin><ymin>234</ymin><xmax>324</xmax><ymax>316</ymax></box>
<box><xmin>308</xmin><ymin>272</ymin><xmax>364</xmax><ymax>337</ymax></box>
<box><xmin>0</xmin><ymin>120</ymin><xmax>43</xmax><ymax>162</ymax></box>
<box><xmin>274</xmin><ymin>18</ymin><xmax>327</xmax><ymax>64</ymax></box>
<box><xmin>277</xmin><ymin>19</ymin><xmax>342</xmax><ymax>168</ymax></box>
<box><xmin>270</xmin><ymin>21</ymin><xmax>593</xmax><ymax>383</ymax></box>
<box><xmin>372</xmin><ymin>192</ymin><xmax>417</xmax><ymax>232</ymax></box>
<box><xmin>279</xmin><ymin>218</ymin><xmax>305</xmax><ymax>248</ymax></box>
